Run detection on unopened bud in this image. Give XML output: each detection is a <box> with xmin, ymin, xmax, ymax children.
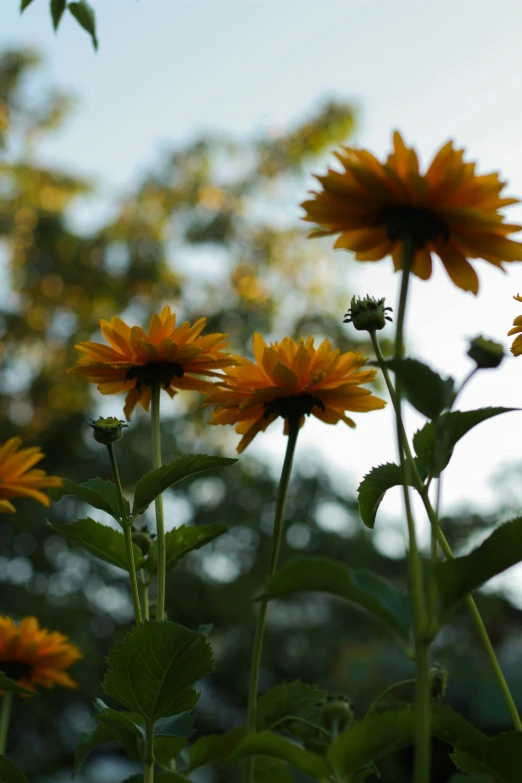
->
<box><xmin>320</xmin><ymin>694</ymin><xmax>354</xmax><ymax>732</ymax></box>
<box><xmin>89</xmin><ymin>417</ymin><xmax>127</xmax><ymax>445</ymax></box>
<box><xmin>132</xmin><ymin>529</ymin><xmax>155</xmax><ymax>555</ymax></box>
<box><xmin>344</xmin><ymin>295</ymin><xmax>392</xmax><ymax>332</ymax></box>
<box><xmin>467</xmin><ymin>336</ymin><xmax>504</xmax><ymax>370</ymax></box>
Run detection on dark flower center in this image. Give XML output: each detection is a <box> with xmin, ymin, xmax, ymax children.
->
<box><xmin>126</xmin><ymin>361</ymin><xmax>185</xmax><ymax>391</ymax></box>
<box><xmin>264</xmin><ymin>393</ymin><xmax>325</xmax><ymax>420</ymax></box>
<box><xmin>0</xmin><ymin>659</ymin><xmax>32</xmax><ymax>682</ymax></box>
<box><xmin>377</xmin><ymin>204</ymin><xmax>449</xmax><ymax>248</ymax></box>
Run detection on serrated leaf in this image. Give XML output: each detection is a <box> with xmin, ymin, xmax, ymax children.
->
<box><xmin>189</xmin><ymin>727</ymin><xmax>246</xmax><ymax>770</ymax></box>
<box><xmin>357</xmin><ymin>461</ymin><xmax>427</xmax><ymax>529</ymax></box>
<box><xmin>74</xmin><ymin>723</ymin><xmax>115</xmax><ymax>775</ymax></box>
<box><xmin>144</xmin><ymin>523</ymin><xmax>228</xmax><ymax>575</ymax></box>
<box><xmin>154</xmin><ymin>735</ymin><xmax>187</xmax><ymax>770</ymax></box>
<box><xmin>154</xmin><ymin>711</ymin><xmax>196</xmax><ymax>737</ymax></box>
<box><xmin>52</xmin><ymin>477</ymin><xmax>125</xmax><ymax>519</ymax></box>
<box><xmin>68</xmin><ymin>1</ymin><xmax>98</xmax><ymax>49</ymax></box>
<box><xmin>51</xmin><ymin>0</ymin><xmax>67</xmax><ymax>29</ymax></box>
<box><xmin>413</xmin><ymin>408</ymin><xmax>516</xmax><ymax>478</ymax></box>
<box><xmin>379</xmin><ymin>358</ymin><xmax>454</xmax><ymax>419</ymax></box>
<box><xmin>435</xmin><ymin>518</ymin><xmax>522</xmax><ymax>620</ymax></box>
<box><xmin>0</xmin><ymin>757</ymin><xmax>29</xmax><ymax>783</ymax></box>
<box><xmin>103</xmin><ymin>621</ymin><xmax>214</xmax><ymax>722</ymax></box>
<box><xmin>231</xmin><ymin>731</ymin><xmax>331</xmax><ymax>779</ymax></box>
<box><xmin>0</xmin><ymin>672</ymin><xmax>34</xmax><ymax>695</ymax></box>
<box><xmin>259</xmin><ymin>557</ymin><xmax>411</xmax><ymax>647</ymax></box>
<box><xmin>133</xmin><ymin>455</ymin><xmax>236</xmax><ymax>515</ymax></box>
<box><xmin>20</xmin><ymin>0</ymin><xmax>36</xmax><ymax>11</ymax></box>
<box><xmin>95</xmin><ymin>708</ymin><xmax>144</xmax><ymax>761</ymax></box>
<box><xmin>256</xmin><ymin>681</ymin><xmax>329</xmax><ymax>749</ymax></box>
<box><xmin>47</xmin><ymin>518</ymin><xmax>144</xmax><ymax>571</ymax></box>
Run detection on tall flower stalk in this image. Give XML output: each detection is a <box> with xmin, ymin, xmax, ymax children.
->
<box><xmin>151</xmin><ymin>383</ymin><xmax>166</xmax><ymax>622</ymax></box>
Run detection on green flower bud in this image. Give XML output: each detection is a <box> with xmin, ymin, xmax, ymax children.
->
<box><xmin>467</xmin><ymin>336</ymin><xmax>505</xmax><ymax>369</ymax></box>
<box><xmin>89</xmin><ymin>416</ymin><xmax>128</xmax><ymax>445</ymax></box>
<box><xmin>320</xmin><ymin>694</ymin><xmax>354</xmax><ymax>733</ymax></box>
<box><xmin>132</xmin><ymin>528</ymin><xmax>155</xmax><ymax>555</ymax></box>
<box><xmin>344</xmin><ymin>295</ymin><xmax>392</xmax><ymax>332</ymax></box>
<box><xmin>430</xmin><ymin>666</ymin><xmax>449</xmax><ymax>702</ymax></box>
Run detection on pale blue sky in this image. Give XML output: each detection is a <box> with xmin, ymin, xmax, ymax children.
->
<box><xmin>5</xmin><ymin>0</ymin><xmax>522</xmax><ymax>575</ymax></box>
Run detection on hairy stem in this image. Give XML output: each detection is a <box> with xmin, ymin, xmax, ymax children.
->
<box><xmin>150</xmin><ymin>384</ymin><xmax>166</xmax><ymax>622</ymax></box>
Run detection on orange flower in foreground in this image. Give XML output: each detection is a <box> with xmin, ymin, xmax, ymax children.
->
<box><xmin>0</xmin><ymin>438</ymin><xmax>62</xmax><ymax>514</ymax></box>
<box><xmin>0</xmin><ymin>616</ymin><xmax>81</xmax><ymax>693</ymax></box>
<box><xmin>204</xmin><ymin>334</ymin><xmax>386</xmax><ymax>452</ymax></box>
<box><xmin>302</xmin><ymin>131</ymin><xmax>522</xmax><ymax>294</ymax></box>
<box><xmin>69</xmin><ymin>306</ymin><xmax>232</xmax><ymax>420</ymax></box>
<box><xmin>508</xmin><ymin>294</ymin><xmax>522</xmax><ymax>356</ymax></box>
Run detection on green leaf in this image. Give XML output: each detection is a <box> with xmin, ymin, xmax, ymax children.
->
<box><xmin>20</xmin><ymin>0</ymin><xmax>36</xmax><ymax>11</ymax></box>
<box><xmin>133</xmin><ymin>455</ymin><xmax>236</xmax><ymax>515</ymax></box>
<box><xmin>413</xmin><ymin>408</ymin><xmax>516</xmax><ymax>478</ymax></box>
<box><xmin>379</xmin><ymin>358</ymin><xmax>454</xmax><ymax>419</ymax></box>
<box><xmin>189</xmin><ymin>727</ymin><xmax>246</xmax><ymax>770</ymax></box>
<box><xmin>435</xmin><ymin>518</ymin><xmax>522</xmax><ymax>620</ymax></box>
<box><xmin>74</xmin><ymin>723</ymin><xmax>115</xmax><ymax>775</ymax></box>
<box><xmin>120</xmin><ymin>775</ymin><xmax>188</xmax><ymax>783</ymax></box>
<box><xmin>103</xmin><ymin>621</ymin><xmax>214</xmax><ymax>722</ymax></box>
<box><xmin>253</xmin><ymin>759</ymin><xmax>294</xmax><ymax>783</ymax></box>
<box><xmin>95</xmin><ymin>708</ymin><xmax>144</xmax><ymax>761</ymax></box>
<box><xmin>46</xmin><ymin>518</ymin><xmax>144</xmax><ymax>572</ymax></box>
<box><xmin>0</xmin><ymin>757</ymin><xmax>29</xmax><ymax>783</ymax></box>
<box><xmin>154</xmin><ymin>711</ymin><xmax>196</xmax><ymax>737</ymax></box>
<box><xmin>68</xmin><ymin>1</ymin><xmax>98</xmax><ymax>49</ymax></box>
<box><xmin>231</xmin><ymin>731</ymin><xmax>331</xmax><ymax>779</ymax></box>
<box><xmin>259</xmin><ymin>557</ymin><xmax>411</xmax><ymax>647</ymax></box>
<box><xmin>144</xmin><ymin>523</ymin><xmax>228</xmax><ymax>575</ymax></box>
<box><xmin>0</xmin><ymin>672</ymin><xmax>34</xmax><ymax>695</ymax></box>
<box><xmin>357</xmin><ymin>461</ymin><xmax>427</xmax><ymax>529</ymax></box>
<box><xmin>51</xmin><ymin>0</ymin><xmax>67</xmax><ymax>30</ymax></box>
<box><xmin>256</xmin><ymin>681</ymin><xmax>329</xmax><ymax>750</ymax></box>
<box><xmin>154</xmin><ymin>736</ymin><xmax>187</xmax><ymax>770</ymax></box>
<box><xmin>52</xmin><ymin>477</ymin><xmax>125</xmax><ymax>519</ymax></box>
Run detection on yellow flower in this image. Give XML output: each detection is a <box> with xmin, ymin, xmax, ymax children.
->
<box><xmin>0</xmin><ymin>616</ymin><xmax>81</xmax><ymax>693</ymax></box>
<box><xmin>0</xmin><ymin>438</ymin><xmax>62</xmax><ymax>514</ymax></box>
<box><xmin>69</xmin><ymin>306</ymin><xmax>232</xmax><ymax>420</ymax></box>
<box><xmin>508</xmin><ymin>294</ymin><xmax>522</xmax><ymax>356</ymax></box>
<box><xmin>204</xmin><ymin>333</ymin><xmax>386</xmax><ymax>452</ymax></box>
<box><xmin>302</xmin><ymin>131</ymin><xmax>522</xmax><ymax>294</ymax></box>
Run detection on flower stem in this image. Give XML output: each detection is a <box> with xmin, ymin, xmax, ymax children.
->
<box><xmin>144</xmin><ymin>719</ymin><xmax>155</xmax><ymax>783</ymax></box>
<box><xmin>107</xmin><ymin>443</ymin><xmax>143</xmax><ymax>625</ymax></box>
<box><xmin>0</xmin><ymin>692</ymin><xmax>13</xmax><ymax>755</ymax></box>
<box><xmin>371</xmin><ymin>330</ymin><xmax>522</xmax><ymax>732</ymax></box>
<box><xmin>140</xmin><ymin>577</ymin><xmax>150</xmax><ymax>621</ymax></box>
<box><xmin>365</xmin><ymin>678</ymin><xmax>417</xmax><ymax>719</ymax></box>
<box><xmin>150</xmin><ymin>384</ymin><xmax>166</xmax><ymax>622</ymax></box>
<box><xmin>393</xmin><ymin>238</ymin><xmax>431</xmax><ymax>783</ymax></box>
<box><xmin>246</xmin><ymin>417</ymin><xmax>300</xmax><ymax>783</ymax></box>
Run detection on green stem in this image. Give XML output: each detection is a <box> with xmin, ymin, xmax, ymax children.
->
<box><xmin>371</xmin><ymin>330</ymin><xmax>522</xmax><ymax>732</ymax></box>
<box><xmin>150</xmin><ymin>384</ymin><xmax>166</xmax><ymax>622</ymax></box>
<box><xmin>392</xmin><ymin>238</ymin><xmax>431</xmax><ymax>783</ymax></box>
<box><xmin>0</xmin><ymin>692</ymin><xmax>12</xmax><ymax>755</ymax></box>
<box><xmin>246</xmin><ymin>418</ymin><xmax>300</xmax><ymax>783</ymax></box>
<box><xmin>365</xmin><ymin>678</ymin><xmax>417</xmax><ymax>719</ymax></box>
<box><xmin>140</xmin><ymin>578</ymin><xmax>150</xmax><ymax>621</ymax></box>
<box><xmin>144</xmin><ymin>720</ymin><xmax>155</xmax><ymax>783</ymax></box>
<box><xmin>107</xmin><ymin>443</ymin><xmax>142</xmax><ymax>625</ymax></box>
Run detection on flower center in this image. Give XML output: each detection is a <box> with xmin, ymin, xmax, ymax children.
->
<box><xmin>125</xmin><ymin>361</ymin><xmax>185</xmax><ymax>391</ymax></box>
<box><xmin>0</xmin><ymin>659</ymin><xmax>32</xmax><ymax>682</ymax></box>
<box><xmin>264</xmin><ymin>393</ymin><xmax>325</xmax><ymax>420</ymax></box>
<box><xmin>377</xmin><ymin>204</ymin><xmax>449</xmax><ymax>248</ymax></box>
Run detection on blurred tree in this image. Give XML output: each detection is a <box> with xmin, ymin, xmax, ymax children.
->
<box><xmin>0</xmin><ymin>48</ymin><xmax>519</xmax><ymax>783</ymax></box>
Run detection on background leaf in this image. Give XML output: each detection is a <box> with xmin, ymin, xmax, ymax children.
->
<box><xmin>379</xmin><ymin>358</ymin><xmax>454</xmax><ymax>419</ymax></box>
<box><xmin>0</xmin><ymin>672</ymin><xmax>34</xmax><ymax>695</ymax></box>
<box><xmin>189</xmin><ymin>727</ymin><xmax>246</xmax><ymax>770</ymax></box>
<box><xmin>144</xmin><ymin>523</ymin><xmax>228</xmax><ymax>575</ymax></box>
<box><xmin>230</xmin><ymin>731</ymin><xmax>331</xmax><ymax>779</ymax></box>
<box><xmin>103</xmin><ymin>621</ymin><xmax>214</xmax><ymax>722</ymax></box>
<box><xmin>68</xmin><ymin>1</ymin><xmax>98</xmax><ymax>50</ymax></box>
<box><xmin>133</xmin><ymin>455</ymin><xmax>236</xmax><ymax>514</ymax></box>
<box><xmin>435</xmin><ymin>518</ymin><xmax>522</xmax><ymax>620</ymax></box>
<box><xmin>0</xmin><ymin>757</ymin><xmax>29</xmax><ymax>782</ymax></box>
<box><xmin>74</xmin><ymin>723</ymin><xmax>117</xmax><ymax>775</ymax></box>
<box><xmin>260</xmin><ymin>556</ymin><xmax>412</xmax><ymax>647</ymax></box>
<box><xmin>413</xmin><ymin>408</ymin><xmax>516</xmax><ymax>478</ymax></box>
<box><xmin>357</xmin><ymin>461</ymin><xmax>427</xmax><ymax>529</ymax></box>
<box><xmin>51</xmin><ymin>0</ymin><xmax>67</xmax><ymax>30</ymax></box>
<box><xmin>47</xmin><ymin>518</ymin><xmax>144</xmax><ymax>571</ymax></box>
<box><xmin>20</xmin><ymin>0</ymin><xmax>36</xmax><ymax>11</ymax></box>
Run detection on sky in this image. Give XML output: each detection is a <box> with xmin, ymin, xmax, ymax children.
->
<box><xmin>4</xmin><ymin>0</ymin><xmax>522</xmax><ymax>573</ymax></box>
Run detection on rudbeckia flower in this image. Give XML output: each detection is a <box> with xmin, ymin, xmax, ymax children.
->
<box><xmin>302</xmin><ymin>131</ymin><xmax>522</xmax><ymax>294</ymax></box>
<box><xmin>204</xmin><ymin>333</ymin><xmax>386</xmax><ymax>452</ymax></box>
<box><xmin>0</xmin><ymin>616</ymin><xmax>81</xmax><ymax>693</ymax></box>
<box><xmin>508</xmin><ymin>294</ymin><xmax>522</xmax><ymax>356</ymax></box>
<box><xmin>69</xmin><ymin>306</ymin><xmax>232</xmax><ymax>420</ymax></box>
<box><xmin>0</xmin><ymin>438</ymin><xmax>62</xmax><ymax>514</ymax></box>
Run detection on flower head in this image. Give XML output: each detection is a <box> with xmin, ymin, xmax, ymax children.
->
<box><xmin>69</xmin><ymin>306</ymin><xmax>232</xmax><ymax>420</ymax></box>
<box><xmin>508</xmin><ymin>294</ymin><xmax>522</xmax><ymax>356</ymax></box>
<box><xmin>344</xmin><ymin>295</ymin><xmax>392</xmax><ymax>332</ymax></box>
<box><xmin>302</xmin><ymin>132</ymin><xmax>522</xmax><ymax>294</ymax></box>
<box><xmin>0</xmin><ymin>438</ymin><xmax>62</xmax><ymax>514</ymax></box>
<box><xmin>0</xmin><ymin>616</ymin><xmax>81</xmax><ymax>694</ymax></box>
<box><xmin>204</xmin><ymin>333</ymin><xmax>386</xmax><ymax>452</ymax></box>
<box><xmin>90</xmin><ymin>416</ymin><xmax>127</xmax><ymax>445</ymax></box>
<box><xmin>467</xmin><ymin>336</ymin><xmax>504</xmax><ymax>369</ymax></box>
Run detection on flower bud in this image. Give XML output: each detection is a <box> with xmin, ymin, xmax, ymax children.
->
<box><xmin>320</xmin><ymin>694</ymin><xmax>354</xmax><ymax>732</ymax></box>
<box><xmin>132</xmin><ymin>528</ymin><xmax>155</xmax><ymax>555</ymax></box>
<box><xmin>430</xmin><ymin>666</ymin><xmax>449</xmax><ymax>702</ymax></box>
<box><xmin>344</xmin><ymin>295</ymin><xmax>392</xmax><ymax>332</ymax></box>
<box><xmin>89</xmin><ymin>417</ymin><xmax>128</xmax><ymax>445</ymax></box>
<box><xmin>467</xmin><ymin>336</ymin><xmax>504</xmax><ymax>369</ymax></box>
